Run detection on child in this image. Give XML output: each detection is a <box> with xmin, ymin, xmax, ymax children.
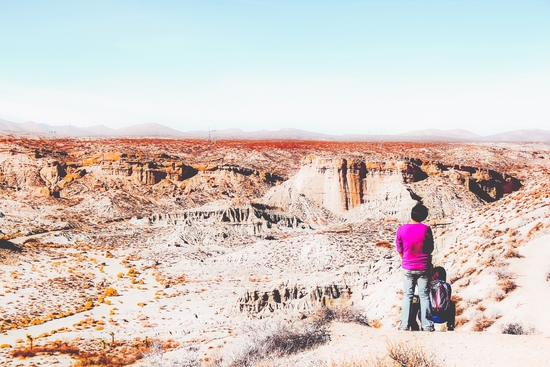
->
<box><xmin>408</xmin><ymin>266</ymin><xmax>455</xmax><ymax>331</ymax></box>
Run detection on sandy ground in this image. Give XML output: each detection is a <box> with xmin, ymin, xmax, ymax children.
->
<box><xmin>288</xmin><ymin>322</ymin><xmax>550</xmax><ymax>367</ymax></box>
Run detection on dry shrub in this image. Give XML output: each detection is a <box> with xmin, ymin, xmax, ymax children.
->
<box><xmin>312</xmin><ymin>305</ymin><xmax>369</xmax><ymax>326</ymax></box>
<box><xmin>73</xmin><ymin>352</ymin><xmax>141</xmax><ymax>367</ymax></box>
<box><xmin>370</xmin><ymin>319</ymin><xmax>382</xmax><ymax>329</ymax></box>
<box><xmin>498</xmin><ymin>279</ymin><xmax>517</xmax><ymax>294</ymax></box>
<box><xmin>10</xmin><ymin>339</ymin><xmax>172</xmax><ymax>366</ymax></box>
<box><xmin>451</xmin><ymin>296</ymin><xmax>464</xmax><ymax>316</ymax></box>
<box><xmin>212</xmin><ymin>319</ymin><xmax>330</xmax><ymax>367</ymax></box>
<box><xmin>259</xmin><ymin>341</ymin><xmax>444</xmax><ymax>367</ymax></box>
<box><xmin>454</xmin><ymin>317</ymin><xmax>468</xmax><ymax>328</ymax></box>
<box><xmin>449</xmin><ymin>275</ymin><xmax>461</xmax><ymax>284</ymax></box>
<box><xmin>500</xmin><ymin>322</ymin><xmax>535</xmax><ymax>335</ymax></box>
<box><xmin>12</xmin><ymin>344</ymin><xmax>80</xmax><ymax>358</ymax></box>
<box><xmin>472</xmin><ymin>318</ymin><xmax>495</xmax><ymax>332</ymax></box>
<box><xmin>385</xmin><ymin>340</ymin><xmax>442</xmax><ymax>367</ymax></box>
<box><xmin>142</xmin><ymin>340</ymin><xmax>200</xmax><ymax>367</ymax></box>
<box><xmin>374</xmin><ymin>241</ymin><xmax>392</xmax><ymax>249</ymax></box>
<box><xmin>504</xmin><ymin>248</ymin><xmax>522</xmax><ymax>259</ymax></box>
<box><xmin>493</xmin><ymin>290</ymin><xmax>506</xmax><ymax>302</ymax></box>
<box><xmin>527</xmin><ymin>222</ymin><xmax>543</xmax><ymax>237</ymax></box>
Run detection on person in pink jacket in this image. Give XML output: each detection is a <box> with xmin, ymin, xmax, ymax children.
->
<box><xmin>395</xmin><ymin>203</ymin><xmax>435</xmax><ymax>331</ymax></box>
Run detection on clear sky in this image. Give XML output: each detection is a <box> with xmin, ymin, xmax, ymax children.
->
<box><xmin>1</xmin><ymin>0</ymin><xmax>549</xmax><ymax>135</ymax></box>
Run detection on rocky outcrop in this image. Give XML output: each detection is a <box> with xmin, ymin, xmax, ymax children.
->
<box><xmin>293</xmin><ymin>156</ymin><xmax>369</xmax><ymax>213</ymax></box>
<box><xmin>263</xmin><ymin>156</ymin><xmax>522</xmax><ymax>220</ymax></box>
<box><xmin>237</xmin><ymin>283</ymin><xmax>353</xmax><ymax>315</ymax></box>
<box><xmin>143</xmin><ymin>204</ymin><xmax>302</xmax><ymax>232</ymax></box>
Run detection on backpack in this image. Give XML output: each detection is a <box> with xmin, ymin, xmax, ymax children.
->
<box><xmin>430</xmin><ymin>280</ymin><xmax>451</xmax><ymax>313</ymax></box>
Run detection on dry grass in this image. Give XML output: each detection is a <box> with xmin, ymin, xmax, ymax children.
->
<box><xmin>10</xmin><ymin>338</ymin><xmax>179</xmax><ymax>366</ymax></box>
<box><xmin>385</xmin><ymin>340</ymin><xmax>442</xmax><ymax>367</ymax></box>
<box><xmin>498</xmin><ymin>278</ymin><xmax>517</xmax><ymax>294</ymax></box>
<box><xmin>374</xmin><ymin>241</ymin><xmax>392</xmax><ymax>249</ymax></box>
<box><xmin>211</xmin><ymin>318</ymin><xmax>330</xmax><ymax>367</ymax></box>
<box><xmin>472</xmin><ymin>317</ymin><xmax>496</xmax><ymax>332</ymax></box>
<box><xmin>12</xmin><ymin>344</ymin><xmax>80</xmax><ymax>358</ymax></box>
<box><xmin>256</xmin><ymin>340</ymin><xmax>443</xmax><ymax>367</ymax></box>
<box><xmin>503</xmin><ymin>247</ymin><xmax>522</xmax><ymax>259</ymax></box>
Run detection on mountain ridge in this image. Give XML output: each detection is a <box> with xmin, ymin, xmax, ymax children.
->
<box><xmin>0</xmin><ymin>117</ymin><xmax>548</xmax><ymax>142</ymax></box>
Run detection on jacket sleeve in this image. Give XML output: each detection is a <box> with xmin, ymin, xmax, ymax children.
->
<box><xmin>425</xmin><ymin>226</ymin><xmax>434</xmax><ymax>253</ymax></box>
<box><xmin>395</xmin><ymin>228</ymin><xmax>403</xmax><ymax>253</ymax></box>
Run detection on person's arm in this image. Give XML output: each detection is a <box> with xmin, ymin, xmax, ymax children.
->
<box><xmin>425</xmin><ymin>226</ymin><xmax>434</xmax><ymax>253</ymax></box>
<box><xmin>396</xmin><ymin>228</ymin><xmax>404</xmax><ymax>259</ymax></box>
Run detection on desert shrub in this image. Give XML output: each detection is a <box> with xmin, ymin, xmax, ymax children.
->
<box><xmin>500</xmin><ymin>322</ymin><xmax>535</xmax><ymax>335</ymax></box>
<box><xmin>472</xmin><ymin>317</ymin><xmax>495</xmax><ymax>332</ymax></box>
<box><xmin>493</xmin><ymin>290</ymin><xmax>505</xmax><ymax>302</ymax></box>
<box><xmin>263</xmin><ymin>343</ymin><xmax>445</xmax><ymax>367</ymax></box>
<box><xmin>498</xmin><ymin>278</ymin><xmax>517</xmax><ymax>294</ymax></box>
<box><xmin>104</xmin><ymin>287</ymin><xmax>119</xmax><ymax>297</ymax></box>
<box><xmin>370</xmin><ymin>319</ymin><xmax>382</xmax><ymax>329</ymax></box>
<box><xmin>213</xmin><ymin>319</ymin><xmax>330</xmax><ymax>367</ymax></box>
<box><xmin>142</xmin><ymin>340</ymin><xmax>200</xmax><ymax>367</ymax></box>
<box><xmin>311</xmin><ymin>305</ymin><xmax>369</xmax><ymax>326</ymax></box>
<box><xmin>12</xmin><ymin>344</ymin><xmax>80</xmax><ymax>358</ymax></box>
<box><xmin>374</xmin><ymin>241</ymin><xmax>392</xmax><ymax>249</ymax></box>
<box><xmin>503</xmin><ymin>248</ymin><xmax>522</xmax><ymax>259</ymax></box>
<box><xmin>385</xmin><ymin>340</ymin><xmax>442</xmax><ymax>367</ymax></box>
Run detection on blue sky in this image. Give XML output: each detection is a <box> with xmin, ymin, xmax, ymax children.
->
<box><xmin>1</xmin><ymin>0</ymin><xmax>549</xmax><ymax>135</ymax></box>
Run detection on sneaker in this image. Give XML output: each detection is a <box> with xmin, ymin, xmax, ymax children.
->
<box><xmin>447</xmin><ymin>326</ymin><xmax>454</xmax><ymax>331</ymax></box>
<box><xmin>422</xmin><ymin>326</ymin><xmax>435</xmax><ymax>332</ymax></box>
<box><xmin>397</xmin><ymin>325</ymin><xmax>409</xmax><ymax>331</ymax></box>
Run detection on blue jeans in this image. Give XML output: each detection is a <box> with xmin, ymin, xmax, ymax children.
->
<box><xmin>400</xmin><ymin>269</ymin><xmax>433</xmax><ymax>330</ymax></box>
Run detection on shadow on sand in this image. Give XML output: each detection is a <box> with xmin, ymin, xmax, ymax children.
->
<box><xmin>0</xmin><ymin>239</ymin><xmax>22</xmax><ymax>252</ymax></box>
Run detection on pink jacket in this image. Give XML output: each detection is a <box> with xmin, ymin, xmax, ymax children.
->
<box><xmin>395</xmin><ymin>223</ymin><xmax>434</xmax><ymax>271</ymax></box>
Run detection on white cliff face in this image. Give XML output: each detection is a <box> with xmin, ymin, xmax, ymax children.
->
<box><xmin>347</xmin><ymin>171</ymin><xmax>418</xmax><ymax>222</ymax></box>
<box><xmin>294</xmin><ymin>156</ymin><xmax>351</xmax><ymax>213</ymax></box>
<box><xmin>263</xmin><ymin>156</ymin><xmax>501</xmax><ymax>223</ymax></box>
<box><xmin>263</xmin><ymin>156</ymin><xmax>416</xmax><ymax>221</ymax></box>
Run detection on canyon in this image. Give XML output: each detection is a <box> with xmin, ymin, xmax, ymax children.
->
<box><xmin>0</xmin><ymin>137</ymin><xmax>548</xmax><ymax>366</ymax></box>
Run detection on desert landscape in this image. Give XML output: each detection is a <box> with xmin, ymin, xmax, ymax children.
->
<box><xmin>0</xmin><ymin>136</ymin><xmax>548</xmax><ymax>366</ymax></box>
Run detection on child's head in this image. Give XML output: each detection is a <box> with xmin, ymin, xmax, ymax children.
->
<box><xmin>411</xmin><ymin>203</ymin><xmax>429</xmax><ymax>222</ymax></box>
<box><xmin>432</xmin><ymin>266</ymin><xmax>447</xmax><ymax>282</ymax></box>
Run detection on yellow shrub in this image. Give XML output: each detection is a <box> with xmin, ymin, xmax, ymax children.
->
<box><xmin>104</xmin><ymin>287</ymin><xmax>118</xmax><ymax>297</ymax></box>
<box><xmin>127</xmin><ymin>268</ymin><xmax>139</xmax><ymax>277</ymax></box>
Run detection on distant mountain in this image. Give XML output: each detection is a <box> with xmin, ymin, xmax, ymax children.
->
<box><xmin>0</xmin><ymin>116</ymin><xmax>549</xmax><ymax>141</ymax></box>
<box><xmin>398</xmin><ymin>128</ymin><xmax>481</xmax><ymax>141</ymax></box>
<box><xmin>113</xmin><ymin>123</ymin><xmax>187</xmax><ymax>137</ymax></box>
<box><xmin>444</xmin><ymin>129</ymin><xmax>481</xmax><ymax>140</ymax></box>
<box><xmin>80</xmin><ymin>125</ymin><xmax>116</xmax><ymax>136</ymax></box>
<box><xmin>241</xmin><ymin>128</ymin><xmax>335</xmax><ymax>140</ymax></box>
<box><xmin>483</xmin><ymin>129</ymin><xmax>550</xmax><ymax>142</ymax></box>
<box><xmin>0</xmin><ymin>118</ymin><xmax>26</xmax><ymax>132</ymax></box>
<box><xmin>182</xmin><ymin>128</ymin><xmax>338</xmax><ymax>140</ymax></box>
